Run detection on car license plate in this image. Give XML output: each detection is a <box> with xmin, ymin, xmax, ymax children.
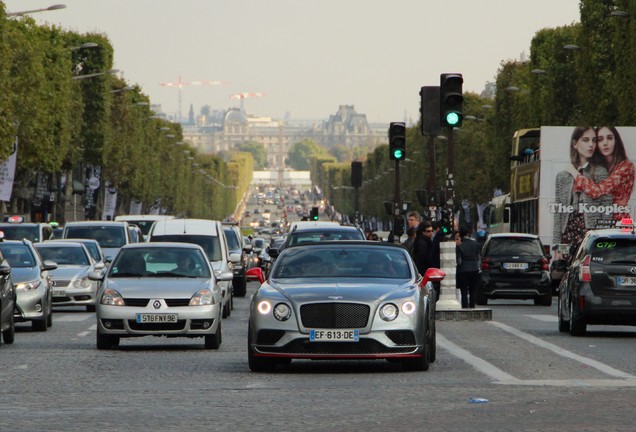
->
<box><xmin>309</xmin><ymin>329</ymin><xmax>359</xmax><ymax>342</ymax></box>
<box><xmin>52</xmin><ymin>290</ymin><xmax>65</xmax><ymax>297</ymax></box>
<box><xmin>618</xmin><ymin>276</ymin><xmax>636</xmax><ymax>286</ymax></box>
<box><xmin>136</xmin><ymin>313</ymin><xmax>178</xmax><ymax>323</ymax></box>
<box><xmin>503</xmin><ymin>262</ymin><xmax>528</xmax><ymax>270</ymax></box>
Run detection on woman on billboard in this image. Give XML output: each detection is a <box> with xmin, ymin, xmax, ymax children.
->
<box><xmin>568</xmin><ymin>126</ymin><xmax>635</xmax><ymax>221</ymax></box>
<box><xmin>553</xmin><ymin>127</ymin><xmax>612</xmax><ymax>247</ymax></box>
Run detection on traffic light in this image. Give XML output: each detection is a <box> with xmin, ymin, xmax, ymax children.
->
<box><xmin>351</xmin><ymin>161</ymin><xmax>362</xmax><ymax>188</ymax></box>
<box><xmin>440</xmin><ymin>209</ymin><xmax>452</xmax><ymax>236</ymax></box>
<box><xmin>388</xmin><ymin>122</ymin><xmax>406</xmax><ymax>161</ymax></box>
<box><xmin>394</xmin><ymin>215</ymin><xmax>405</xmax><ymax>237</ymax></box>
<box><xmin>419</xmin><ymin>86</ymin><xmax>441</xmax><ymax>136</ymax></box>
<box><xmin>440</xmin><ymin>73</ymin><xmax>463</xmax><ymax>128</ymax></box>
<box><xmin>310</xmin><ymin>206</ymin><xmax>319</xmax><ymax>221</ymax></box>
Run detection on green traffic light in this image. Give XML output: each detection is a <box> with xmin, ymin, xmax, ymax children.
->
<box><xmin>392</xmin><ymin>149</ymin><xmax>404</xmax><ymax>160</ymax></box>
<box><xmin>445</xmin><ymin>112</ymin><xmax>460</xmax><ymax>126</ymax></box>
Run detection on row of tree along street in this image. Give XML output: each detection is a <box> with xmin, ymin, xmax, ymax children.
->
<box><xmin>0</xmin><ymin>7</ymin><xmax>252</xmax><ymax>223</ymax></box>
<box><xmin>313</xmin><ymin>0</ymin><xmax>636</xmax><ymax>231</ymax></box>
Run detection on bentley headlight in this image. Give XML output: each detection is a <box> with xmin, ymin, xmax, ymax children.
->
<box><xmin>16</xmin><ymin>280</ymin><xmax>41</xmax><ymax>291</ymax></box>
<box><xmin>401</xmin><ymin>301</ymin><xmax>416</xmax><ymax>315</ymax></box>
<box><xmin>273</xmin><ymin>303</ymin><xmax>291</xmax><ymax>321</ymax></box>
<box><xmin>379</xmin><ymin>303</ymin><xmax>399</xmax><ymax>321</ymax></box>
<box><xmin>72</xmin><ymin>277</ymin><xmax>93</xmax><ymax>289</ymax></box>
<box><xmin>100</xmin><ymin>288</ymin><xmax>125</xmax><ymax>306</ymax></box>
<box><xmin>190</xmin><ymin>289</ymin><xmax>214</xmax><ymax>306</ymax></box>
<box><xmin>257</xmin><ymin>300</ymin><xmax>272</xmax><ymax>315</ymax></box>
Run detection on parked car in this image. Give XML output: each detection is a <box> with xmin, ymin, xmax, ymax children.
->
<box><xmin>62</xmin><ymin>221</ymin><xmax>134</xmax><ymax>262</ymax></box>
<box><xmin>34</xmin><ymin>241</ymin><xmax>101</xmax><ymax>312</ymax></box>
<box><xmin>558</xmin><ymin>220</ymin><xmax>636</xmax><ymax>336</ymax></box>
<box><xmin>91</xmin><ymin>242</ymin><xmax>230</xmax><ymax>349</ymax></box>
<box><xmin>247</xmin><ymin>241</ymin><xmax>444</xmax><ymax>372</ymax></box>
<box><xmin>0</xmin><ymin>239</ymin><xmax>56</xmax><ymax>331</ymax></box>
<box><xmin>222</xmin><ymin>223</ymin><xmax>250</xmax><ymax>297</ymax></box>
<box><xmin>0</xmin><ymin>239</ymin><xmax>16</xmax><ymax>345</ymax></box>
<box><xmin>0</xmin><ymin>217</ymin><xmax>55</xmax><ymax>243</ymax></box>
<box><xmin>477</xmin><ymin>233</ymin><xmax>552</xmax><ymax>306</ymax></box>
<box><xmin>148</xmin><ymin>218</ymin><xmax>236</xmax><ymax>319</ymax></box>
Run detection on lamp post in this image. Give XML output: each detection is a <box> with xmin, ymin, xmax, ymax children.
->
<box><xmin>72</xmin><ymin>68</ymin><xmax>119</xmax><ymax>80</ymax></box>
<box><xmin>6</xmin><ymin>4</ymin><xmax>66</xmax><ymax>17</ymax></box>
<box><xmin>70</xmin><ymin>42</ymin><xmax>98</xmax><ymax>51</ymax></box>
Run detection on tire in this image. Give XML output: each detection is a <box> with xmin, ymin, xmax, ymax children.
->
<box><xmin>569</xmin><ymin>300</ymin><xmax>587</xmax><ymax>336</ymax></box>
<box><xmin>429</xmin><ymin>307</ymin><xmax>437</xmax><ymax>363</ymax></box>
<box><xmin>248</xmin><ymin>324</ymin><xmax>276</xmax><ymax>372</ymax></box>
<box><xmin>2</xmin><ymin>312</ymin><xmax>15</xmax><ymax>344</ymax></box>
<box><xmin>233</xmin><ymin>276</ymin><xmax>247</xmax><ymax>297</ymax></box>
<box><xmin>204</xmin><ymin>320</ymin><xmax>221</xmax><ymax>349</ymax></box>
<box><xmin>535</xmin><ymin>292</ymin><xmax>552</xmax><ymax>307</ymax></box>
<box><xmin>46</xmin><ymin>304</ymin><xmax>53</xmax><ymax>328</ymax></box>
<box><xmin>96</xmin><ymin>329</ymin><xmax>119</xmax><ymax>350</ymax></box>
<box><xmin>557</xmin><ymin>296</ymin><xmax>570</xmax><ymax>332</ymax></box>
<box><xmin>402</xmin><ymin>324</ymin><xmax>430</xmax><ymax>372</ymax></box>
<box><xmin>86</xmin><ymin>304</ymin><xmax>96</xmax><ymax>312</ymax></box>
<box><xmin>222</xmin><ymin>298</ymin><xmax>231</xmax><ymax>318</ymax></box>
<box><xmin>32</xmin><ymin>318</ymin><xmax>47</xmax><ymax>332</ymax></box>
<box><xmin>476</xmin><ymin>290</ymin><xmax>488</xmax><ymax>306</ymax></box>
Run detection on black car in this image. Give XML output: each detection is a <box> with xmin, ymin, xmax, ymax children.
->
<box><xmin>478</xmin><ymin>233</ymin><xmax>552</xmax><ymax>306</ymax></box>
<box><xmin>222</xmin><ymin>223</ymin><xmax>250</xmax><ymax>297</ymax></box>
<box><xmin>276</xmin><ymin>222</ymin><xmax>366</xmax><ymax>255</ymax></box>
<box><xmin>558</xmin><ymin>223</ymin><xmax>636</xmax><ymax>336</ymax></box>
<box><xmin>0</xmin><ymin>240</ymin><xmax>16</xmax><ymax>346</ymax></box>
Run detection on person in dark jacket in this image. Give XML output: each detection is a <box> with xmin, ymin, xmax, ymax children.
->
<box><xmin>456</xmin><ymin>224</ymin><xmax>481</xmax><ymax>309</ymax></box>
<box><xmin>412</xmin><ymin>221</ymin><xmax>433</xmax><ymax>276</ymax></box>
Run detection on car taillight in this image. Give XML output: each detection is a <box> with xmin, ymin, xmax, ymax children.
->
<box><xmin>481</xmin><ymin>257</ymin><xmax>490</xmax><ymax>270</ymax></box>
<box><xmin>541</xmin><ymin>257</ymin><xmax>549</xmax><ymax>271</ymax></box>
<box><xmin>578</xmin><ymin>254</ymin><xmax>591</xmax><ymax>282</ymax></box>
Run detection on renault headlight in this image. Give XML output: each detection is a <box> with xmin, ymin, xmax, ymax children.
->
<box><xmin>16</xmin><ymin>280</ymin><xmax>41</xmax><ymax>291</ymax></box>
<box><xmin>190</xmin><ymin>289</ymin><xmax>214</xmax><ymax>306</ymax></box>
<box><xmin>100</xmin><ymin>288</ymin><xmax>124</xmax><ymax>306</ymax></box>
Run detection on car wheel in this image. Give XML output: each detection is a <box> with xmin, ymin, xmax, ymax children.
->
<box><xmin>248</xmin><ymin>324</ymin><xmax>276</xmax><ymax>372</ymax></box>
<box><xmin>569</xmin><ymin>299</ymin><xmax>586</xmax><ymax>336</ymax></box>
<box><xmin>96</xmin><ymin>329</ymin><xmax>118</xmax><ymax>350</ymax></box>
<box><xmin>402</xmin><ymin>325</ymin><xmax>430</xmax><ymax>372</ymax></box>
<box><xmin>476</xmin><ymin>290</ymin><xmax>488</xmax><ymax>306</ymax></box>
<box><xmin>46</xmin><ymin>304</ymin><xmax>53</xmax><ymax>328</ymax></box>
<box><xmin>204</xmin><ymin>320</ymin><xmax>221</xmax><ymax>349</ymax></box>
<box><xmin>234</xmin><ymin>276</ymin><xmax>247</xmax><ymax>297</ymax></box>
<box><xmin>535</xmin><ymin>292</ymin><xmax>552</xmax><ymax>307</ymax></box>
<box><xmin>2</xmin><ymin>311</ymin><xmax>15</xmax><ymax>344</ymax></box>
<box><xmin>222</xmin><ymin>298</ymin><xmax>230</xmax><ymax>318</ymax></box>
<box><xmin>557</xmin><ymin>295</ymin><xmax>570</xmax><ymax>332</ymax></box>
<box><xmin>86</xmin><ymin>305</ymin><xmax>96</xmax><ymax>312</ymax></box>
<box><xmin>32</xmin><ymin>317</ymin><xmax>47</xmax><ymax>332</ymax></box>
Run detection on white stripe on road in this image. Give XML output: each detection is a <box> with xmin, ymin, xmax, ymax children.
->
<box><xmin>437</xmin><ymin>333</ymin><xmax>519</xmax><ymax>383</ymax></box>
<box><xmin>77</xmin><ymin>324</ymin><xmax>97</xmax><ymax>338</ymax></box>
<box><xmin>55</xmin><ymin>314</ymin><xmax>94</xmax><ymax>322</ymax></box>
<box><xmin>488</xmin><ymin>321</ymin><xmax>636</xmax><ymax>379</ymax></box>
<box><xmin>524</xmin><ymin>314</ymin><xmax>558</xmax><ymax>322</ymax></box>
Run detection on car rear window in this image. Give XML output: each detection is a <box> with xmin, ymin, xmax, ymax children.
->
<box><xmin>289</xmin><ymin>229</ymin><xmax>364</xmax><ymax>245</ymax></box>
<box><xmin>486</xmin><ymin>237</ymin><xmax>543</xmax><ymax>256</ymax></box>
<box><xmin>64</xmin><ymin>226</ymin><xmax>126</xmax><ymax>248</ymax></box>
<box><xmin>591</xmin><ymin>238</ymin><xmax>636</xmax><ymax>263</ymax></box>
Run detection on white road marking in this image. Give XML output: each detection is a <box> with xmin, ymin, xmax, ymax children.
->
<box><xmin>77</xmin><ymin>324</ymin><xmax>97</xmax><ymax>338</ymax></box>
<box><xmin>524</xmin><ymin>314</ymin><xmax>558</xmax><ymax>322</ymax></box>
<box><xmin>14</xmin><ymin>365</ymin><xmax>28</xmax><ymax>370</ymax></box>
<box><xmin>437</xmin><ymin>321</ymin><xmax>636</xmax><ymax>387</ymax></box>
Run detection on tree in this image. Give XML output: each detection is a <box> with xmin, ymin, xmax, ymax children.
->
<box><xmin>286</xmin><ymin>139</ymin><xmax>329</xmax><ymax>170</ymax></box>
<box><xmin>235</xmin><ymin>141</ymin><xmax>267</xmax><ymax>169</ymax></box>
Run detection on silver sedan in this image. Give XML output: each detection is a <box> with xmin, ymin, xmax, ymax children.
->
<box><xmin>91</xmin><ymin>242</ymin><xmax>232</xmax><ymax>350</ymax></box>
<box><xmin>247</xmin><ymin>241</ymin><xmax>445</xmax><ymax>372</ymax></box>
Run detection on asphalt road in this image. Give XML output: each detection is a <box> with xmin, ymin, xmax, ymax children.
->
<box><xmin>2</xmin><ymin>281</ymin><xmax>636</xmax><ymax>432</ymax></box>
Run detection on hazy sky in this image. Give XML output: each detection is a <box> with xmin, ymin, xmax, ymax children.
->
<box><xmin>4</xmin><ymin>0</ymin><xmax>581</xmax><ymax>124</ymax></box>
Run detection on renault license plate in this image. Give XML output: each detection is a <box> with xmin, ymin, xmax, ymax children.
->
<box><xmin>136</xmin><ymin>313</ymin><xmax>178</xmax><ymax>323</ymax></box>
<box><xmin>309</xmin><ymin>329</ymin><xmax>359</xmax><ymax>342</ymax></box>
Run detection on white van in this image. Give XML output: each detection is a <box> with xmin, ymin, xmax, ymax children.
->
<box><xmin>148</xmin><ymin>218</ymin><xmax>235</xmax><ymax>318</ymax></box>
<box><xmin>114</xmin><ymin>215</ymin><xmax>175</xmax><ymax>241</ymax></box>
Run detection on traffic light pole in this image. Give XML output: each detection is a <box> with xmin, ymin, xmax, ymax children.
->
<box><xmin>393</xmin><ymin>159</ymin><xmax>401</xmax><ymax>243</ymax></box>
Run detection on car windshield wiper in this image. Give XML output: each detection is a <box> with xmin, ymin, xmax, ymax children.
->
<box><xmin>609</xmin><ymin>260</ymin><xmax>636</xmax><ymax>264</ymax></box>
<box><xmin>112</xmin><ymin>272</ymin><xmax>146</xmax><ymax>278</ymax></box>
<box><xmin>153</xmin><ymin>271</ymin><xmax>197</xmax><ymax>278</ymax></box>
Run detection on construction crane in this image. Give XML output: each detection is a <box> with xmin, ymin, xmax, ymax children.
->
<box><xmin>229</xmin><ymin>92</ymin><xmax>266</xmax><ymax>113</ymax></box>
<box><xmin>160</xmin><ymin>76</ymin><xmax>228</xmax><ymax>122</ymax></box>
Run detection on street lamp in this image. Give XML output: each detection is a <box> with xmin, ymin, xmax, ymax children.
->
<box><xmin>72</xmin><ymin>68</ymin><xmax>119</xmax><ymax>80</ymax></box>
<box><xmin>111</xmin><ymin>85</ymin><xmax>135</xmax><ymax>94</ymax></box>
<box><xmin>610</xmin><ymin>10</ymin><xmax>630</xmax><ymax>18</ymax></box>
<box><xmin>70</xmin><ymin>42</ymin><xmax>98</xmax><ymax>51</ymax></box>
<box><xmin>6</xmin><ymin>4</ymin><xmax>66</xmax><ymax>17</ymax></box>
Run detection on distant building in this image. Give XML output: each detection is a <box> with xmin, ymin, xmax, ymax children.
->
<box><xmin>182</xmin><ymin>105</ymin><xmax>387</xmax><ymax>169</ymax></box>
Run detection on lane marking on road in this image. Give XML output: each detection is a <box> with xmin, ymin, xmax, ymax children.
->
<box><xmin>14</xmin><ymin>365</ymin><xmax>28</xmax><ymax>370</ymax></box>
<box><xmin>77</xmin><ymin>325</ymin><xmax>97</xmax><ymax>338</ymax></box>
<box><xmin>524</xmin><ymin>314</ymin><xmax>557</xmax><ymax>322</ymax></box>
<box><xmin>437</xmin><ymin>333</ymin><xmax>519</xmax><ymax>383</ymax></box>
<box><xmin>55</xmin><ymin>314</ymin><xmax>94</xmax><ymax>322</ymax></box>
<box><xmin>489</xmin><ymin>321</ymin><xmax>636</xmax><ymax>379</ymax></box>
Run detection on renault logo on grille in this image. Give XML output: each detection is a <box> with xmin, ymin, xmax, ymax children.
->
<box><xmin>328</xmin><ymin>296</ymin><xmax>343</xmax><ymax>300</ymax></box>
<box><xmin>153</xmin><ymin>300</ymin><xmax>161</xmax><ymax>309</ymax></box>
<box><xmin>630</xmin><ymin>268</ymin><xmax>636</xmax><ymax>275</ymax></box>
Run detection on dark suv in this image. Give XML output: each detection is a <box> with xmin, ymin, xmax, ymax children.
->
<box><xmin>222</xmin><ymin>223</ymin><xmax>250</xmax><ymax>297</ymax></box>
<box><xmin>558</xmin><ymin>224</ymin><xmax>636</xmax><ymax>336</ymax></box>
<box><xmin>478</xmin><ymin>233</ymin><xmax>552</xmax><ymax>306</ymax></box>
